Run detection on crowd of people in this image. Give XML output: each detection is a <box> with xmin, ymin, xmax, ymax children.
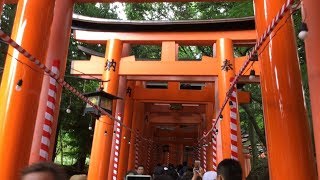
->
<box><xmin>20</xmin><ymin>158</ymin><xmax>242</xmax><ymax>180</ymax></box>
<box><xmin>128</xmin><ymin>159</ymin><xmax>242</xmax><ymax>180</ymax></box>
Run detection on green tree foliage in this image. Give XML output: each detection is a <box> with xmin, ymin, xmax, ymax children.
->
<box><xmin>0</xmin><ymin>4</ymin><xmax>17</xmax><ymax>82</ymax></box>
<box><xmin>53</xmin><ymin>3</ymin><xmax>120</xmax><ymax>173</ymax></box>
<box><xmin>74</xmin><ymin>3</ymin><xmax>119</xmax><ymax>19</ymax></box>
<box><xmin>125</xmin><ymin>2</ymin><xmax>254</xmax><ymax>60</ymax></box>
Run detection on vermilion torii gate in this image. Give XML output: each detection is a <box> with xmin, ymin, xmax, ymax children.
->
<box><xmin>0</xmin><ymin>0</ymin><xmax>319</xmax><ymax>180</ymax></box>
<box><xmin>71</xmin><ymin>15</ymin><xmax>258</xmax><ymax>179</ymax></box>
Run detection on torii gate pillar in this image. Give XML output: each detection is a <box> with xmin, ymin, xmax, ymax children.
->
<box><xmin>29</xmin><ymin>0</ymin><xmax>73</xmax><ymax>163</ymax></box>
<box><xmin>217</xmin><ymin>38</ymin><xmax>244</xmax><ymax>168</ymax></box>
<box><xmin>87</xmin><ymin>39</ymin><xmax>123</xmax><ymax>180</ymax></box>
<box><xmin>303</xmin><ymin>0</ymin><xmax>320</xmax><ymax>176</ymax></box>
<box><xmin>254</xmin><ymin>0</ymin><xmax>317</xmax><ymax>179</ymax></box>
<box><xmin>128</xmin><ymin>100</ymin><xmax>145</xmax><ymax>170</ymax></box>
<box><xmin>0</xmin><ymin>0</ymin><xmax>4</xmax><ymax>16</ymax></box>
<box><xmin>0</xmin><ymin>0</ymin><xmax>56</xmax><ymax>178</ymax></box>
<box><xmin>117</xmin><ymin>81</ymin><xmax>135</xmax><ymax>179</ymax></box>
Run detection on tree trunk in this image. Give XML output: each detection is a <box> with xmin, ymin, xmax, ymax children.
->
<box><xmin>248</xmin><ymin>121</ymin><xmax>257</xmax><ymax>166</ymax></box>
<box><xmin>241</xmin><ymin>104</ymin><xmax>267</xmax><ymax>148</ymax></box>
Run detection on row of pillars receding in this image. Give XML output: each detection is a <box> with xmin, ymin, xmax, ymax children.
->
<box><xmin>0</xmin><ymin>0</ymin><xmax>319</xmax><ymax>179</ymax></box>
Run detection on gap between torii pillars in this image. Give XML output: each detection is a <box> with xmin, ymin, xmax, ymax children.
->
<box><xmin>107</xmin><ymin>43</ymin><xmax>131</xmax><ymax>180</ymax></box>
<box><xmin>303</xmin><ymin>0</ymin><xmax>320</xmax><ymax>177</ymax></box>
<box><xmin>253</xmin><ymin>0</ymin><xmax>317</xmax><ymax>179</ymax></box>
<box><xmin>87</xmin><ymin>39</ymin><xmax>123</xmax><ymax>180</ymax></box>
<box><xmin>216</xmin><ymin>38</ymin><xmax>244</xmax><ymax>167</ymax></box>
<box><xmin>29</xmin><ymin>0</ymin><xmax>74</xmax><ymax>164</ymax></box>
<box><xmin>0</xmin><ymin>0</ymin><xmax>56</xmax><ymax>178</ymax></box>
<box><xmin>117</xmin><ymin>81</ymin><xmax>135</xmax><ymax>179</ymax></box>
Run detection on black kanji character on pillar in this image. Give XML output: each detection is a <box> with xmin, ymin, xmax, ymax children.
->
<box><xmin>221</xmin><ymin>59</ymin><xmax>233</xmax><ymax>72</ymax></box>
<box><xmin>105</xmin><ymin>59</ymin><xmax>117</xmax><ymax>71</ymax></box>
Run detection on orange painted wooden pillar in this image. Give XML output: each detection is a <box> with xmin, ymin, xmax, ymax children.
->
<box><xmin>137</xmin><ymin>119</ymin><xmax>146</xmax><ymax>167</ymax></box>
<box><xmin>142</xmin><ymin>122</ymin><xmax>152</xmax><ymax>172</ymax></box>
<box><xmin>217</xmin><ymin>38</ymin><xmax>244</xmax><ymax>166</ymax></box>
<box><xmin>164</xmin><ymin>151</ymin><xmax>169</xmax><ymax>165</ymax></box>
<box><xmin>0</xmin><ymin>0</ymin><xmax>56</xmax><ymax>178</ymax></box>
<box><xmin>107</xmin><ymin>75</ymin><xmax>127</xmax><ymax>180</ymax></box>
<box><xmin>29</xmin><ymin>0</ymin><xmax>74</xmax><ymax>164</ymax></box>
<box><xmin>87</xmin><ymin>39</ymin><xmax>123</xmax><ymax>180</ymax></box>
<box><xmin>205</xmin><ymin>102</ymin><xmax>214</xmax><ymax>171</ymax></box>
<box><xmin>214</xmin><ymin>85</ymin><xmax>223</xmax><ymax>165</ymax></box>
<box><xmin>253</xmin><ymin>0</ymin><xmax>317</xmax><ymax>179</ymax></box>
<box><xmin>0</xmin><ymin>0</ymin><xmax>4</xmax><ymax>16</ymax></box>
<box><xmin>127</xmin><ymin>101</ymin><xmax>144</xmax><ymax>170</ymax></box>
<box><xmin>303</xmin><ymin>0</ymin><xmax>320</xmax><ymax>176</ymax></box>
<box><xmin>168</xmin><ymin>144</ymin><xmax>172</xmax><ymax>165</ymax></box>
<box><xmin>145</xmin><ymin>138</ymin><xmax>153</xmax><ymax>174</ymax></box>
<box><xmin>200</xmin><ymin>129</ymin><xmax>206</xmax><ymax>168</ymax></box>
<box><xmin>117</xmin><ymin>81</ymin><xmax>135</xmax><ymax>179</ymax></box>
<box><xmin>171</xmin><ymin>143</ymin><xmax>178</xmax><ymax>165</ymax></box>
<box><xmin>127</xmin><ymin>100</ymin><xmax>139</xmax><ymax>171</ymax></box>
<box><xmin>140</xmin><ymin>125</ymin><xmax>148</xmax><ymax>168</ymax></box>
<box><xmin>157</xmin><ymin>144</ymin><xmax>161</xmax><ymax>165</ymax></box>
<box><xmin>177</xmin><ymin>144</ymin><xmax>183</xmax><ymax>165</ymax></box>
<box><xmin>107</xmin><ymin>44</ymin><xmax>131</xmax><ymax>179</ymax></box>
<box><xmin>169</xmin><ymin>143</ymin><xmax>173</xmax><ymax>164</ymax></box>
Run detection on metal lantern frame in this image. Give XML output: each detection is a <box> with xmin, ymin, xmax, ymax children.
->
<box><xmin>83</xmin><ymin>90</ymin><xmax>121</xmax><ymax>117</ymax></box>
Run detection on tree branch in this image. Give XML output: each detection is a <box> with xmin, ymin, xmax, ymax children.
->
<box><xmin>181</xmin><ymin>46</ymin><xmax>193</xmax><ymax>58</ymax></box>
<box><xmin>251</xmin><ymin>96</ymin><xmax>262</xmax><ymax>104</ymax></box>
<box><xmin>241</xmin><ymin>104</ymin><xmax>267</xmax><ymax>148</ymax></box>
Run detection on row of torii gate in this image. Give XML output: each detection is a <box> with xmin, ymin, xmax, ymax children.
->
<box><xmin>0</xmin><ymin>0</ymin><xmax>319</xmax><ymax>180</ymax></box>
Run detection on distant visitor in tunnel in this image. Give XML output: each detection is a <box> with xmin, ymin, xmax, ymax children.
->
<box><xmin>137</xmin><ymin>165</ymin><xmax>145</xmax><ymax>175</ymax></box>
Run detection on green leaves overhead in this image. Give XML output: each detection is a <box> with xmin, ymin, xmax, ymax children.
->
<box><xmin>125</xmin><ymin>1</ymin><xmax>254</xmax><ymax>21</ymax></box>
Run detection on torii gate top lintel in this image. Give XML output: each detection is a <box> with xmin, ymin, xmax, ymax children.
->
<box><xmin>72</xmin><ymin>14</ymin><xmax>255</xmax><ymax>32</ymax></box>
<box><xmin>73</xmin><ymin>15</ymin><xmax>257</xmax><ymax>45</ymax></box>
<box><xmin>70</xmin><ymin>15</ymin><xmax>260</xmax><ymax>81</ymax></box>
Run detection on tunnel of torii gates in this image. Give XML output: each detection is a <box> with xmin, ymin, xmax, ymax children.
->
<box><xmin>0</xmin><ymin>0</ymin><xmax>319</xmax><ymax>180</ymax></box>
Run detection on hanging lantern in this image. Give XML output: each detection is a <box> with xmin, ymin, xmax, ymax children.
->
<box><xmin>83</xmin><ymin>90</ymin><xmax>120</xmax><ymax>117</ymax></box>
<box><xmin>249</xmin><ymin>69</ymin><xmax>256</xmax><ymax>80</ymax></box>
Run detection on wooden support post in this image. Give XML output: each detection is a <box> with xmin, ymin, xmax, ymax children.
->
<box><xmin>107</xmin><ymin>76</ymin><xmax>127</xmax><ymax>180</ymax></box>
<box><xmin>29</xmin><ymin>0</ymin><xmax>73</xmax><ymax>164</ymax></box>
<box><xmin>142</xmin><ymin>121</ymin><xmax>152</xmax><ymax>171</ymax></box>
<box><xmin>87</xmin><ymin>39</ymin><xmax>123</xmax><ymax>180</ymax></box>
<box><xmin>127</xmin><ymin>101</ymin><xmax>145</xmax><ymax>171</ymax></box>
<box><xmin>303</xmin><ymin>0</ymin><xmax>320</xmax><ymax>176</ymax></box>
<box><xmin>253</xmin><ymin>0</ymin><xmax>317</xmax><ymax>178</ymax></box>
<box><xmin>205</xmin><ymin>103</ymin><xmax>214</xmax><ymax>171</ymax></box>
<box><xmin>217</xmin><ymin>38</ymin><xmax>244</xmax><ymax>167</ymax></box>
<box><xmin>117</xmin><ymin>81</ymin><xmax>135</xmax><ymax>179</ymax></box>
<box><xmin>107</xmin><ymin>44</ymin><xmax>131</xmax><ymax>180</ymax></box>
<box><xmin>178</xmin><ymin>144</ymin><xmax>184</xmax><ymax>165</ymax></box>
<box><xmin>161</xmin><ymin>41</ymin><xmax>176</xmax><ymax>61</ymax></box>
<box><xmin>0</xmin><ymin>0</ymin><xmax>4</xmax><ymax>16</ymax></box>
<box><xmin>0</xmin><ymin>0</ymin><xmax>56</xmax><ymax>178</ymax></box>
